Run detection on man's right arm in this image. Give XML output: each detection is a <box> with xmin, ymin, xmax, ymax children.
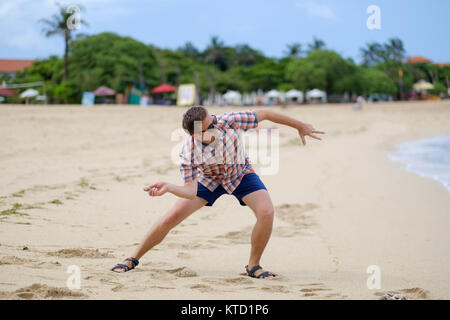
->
<box><xmin>167</xmin><ymin>180</ymin><xmax>197</xmax><ymax>200</ymax></box>
<box><xmin>144</xmin><ymin>180</ymin><xmax>197</xmax><ymax>200</ymax></box>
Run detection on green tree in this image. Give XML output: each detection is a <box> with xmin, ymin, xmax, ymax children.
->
<box><xmin>285</xmin><ymin>59</ymin><xmax>326</xmax><ymax>91</ymax></box>
<box><xmin>307</xmin><ymin>37</ymin><xmax>326</xmax><ymax>53</ymax></box>
<box><xmin>39</xmin><ymin>3</ymin><xmax>88</xmax><ymax>81</ymax></box>
<box><xmin>284</xmin><ymin>43</ymin><xmax>303</xmax><ymax>58</ymax></box>
<box><xmin>204</xmin><ymin>36</ymin><xmax>229</xmax><ymax>71</ymax></box>
<box><xmin>359</xmin><ymin>67</ymin><xmax>397</xmax><ymax>95</ymax></box>
<box><xmin>286</xmin><ymin>50</ymin><xmax>354</xmax><ymax>93</ymax></box>
<box><xmin>68</xmin><ymin>33</ymin><xmax>159</xmax><ymax>101</ymax></box>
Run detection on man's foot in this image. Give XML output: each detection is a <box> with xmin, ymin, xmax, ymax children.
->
<box><xmin>111</xmin><ymin>257</ymin><xmax>139</xmax><ymax>273</ymax></box>
<box><xmin>245</xmin><ymin>265</ymin><xmax>276</xmax><ymax>279</ymax></box>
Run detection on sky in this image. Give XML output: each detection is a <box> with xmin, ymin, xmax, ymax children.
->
<box><xmin>1</xmin><ymin>0</ymin><xmax>449</xmax><ymax>64</ymax></box>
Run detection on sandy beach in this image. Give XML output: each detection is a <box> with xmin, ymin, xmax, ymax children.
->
<box><xmin>0</xmin><ymin>101</ymin><xmax>449</xmax><ymax>300</ymax></box>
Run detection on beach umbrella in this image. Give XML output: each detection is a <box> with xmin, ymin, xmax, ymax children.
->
<box><xmin>223</xmin><ymin>90</ymin><xmax>242</xmax><ymax>105</ymax></box>
<box><xmin>20</xmin><ymin>88</ymin><xmax>39</xmax><ymax>98</ymax></box>
<box><xmin>286</xmin><ymin>89</ymin><xmax>304</xmax><ymax>102</ymax></box>
<box><xmin>266</xmin><ymin>89</ymin><xmax>281</xmax><ymax>98</ymax></box>
<box><xmin>306</xmin><ymin>89</ymin><xmax>327</xmax><ymax>103</ymax></box>
<box><xmin>0</xmin><ymin>86</ymin><xmax>17</xmax><ymax>97</ymax></box>
<box><xmin>151</xmin><ymin>83</ymin><xmax>176</xmax><ymax>94</ymax></box>
<box><xmin>93</xmin><ymin>86</ymin><xmax>116</xmax><ymax>96</ymax></box>
<box><xmin>413</xmin><ymin>80</ymin><xmax>434</xmax><ymax>91</ymax></box>
<box><xmin>286</xmin><ymin>89</ymin><xmax>302</xmax><ymax>98</ymax></box>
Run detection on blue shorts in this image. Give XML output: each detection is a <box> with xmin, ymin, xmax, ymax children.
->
<box><xmin>196</xmin><ymin>173</ymin><xmax>267</xmax><ymax>207</ymax></box>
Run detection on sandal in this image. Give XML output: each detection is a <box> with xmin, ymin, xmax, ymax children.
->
<box><xmin>245</xmin><ymin>265</ymin><xmax>275</xmax><ymax>279</ymax></box>
<box><xmin>111</xmin><ymin>257</ymin><xmax>139</xmax><ymax>273</ymax></box>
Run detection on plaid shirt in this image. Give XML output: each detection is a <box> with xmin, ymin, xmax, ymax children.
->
<box><xmin>179</xmin><ymin>110</ymin><xmax>259</xmax><ymax>194</ymax></box>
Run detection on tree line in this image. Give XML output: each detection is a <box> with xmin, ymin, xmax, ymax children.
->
<box><xmin>4</xmin><ymin>4</ymin><xmax>449</xmax><ymax>104</ymax></box>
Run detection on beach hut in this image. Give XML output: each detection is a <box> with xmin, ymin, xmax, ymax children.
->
<box><xmin>266</xmin><ymin>90</ymin><xmax>283</xmax><ymax>105</ymax></box>
<box><xmin>93</xmin><ymin>86</ymin><xmax>116</xmax><ymax>104</ymax></box>
<box><xmin>151</xmin><ymin>84</ymin><xmax>176</xmax><ymax>105</ymax></box>
<box><xmin>0</xmin><ymin>86</ymin><xmax>16</xmax><ymax>104</ymax></box>
<box><xmin>93</xmin><ymin>86</ymin><xmax>116</xmax><ymax>96</ymax></box>
<box><xmin>306</xmin><ymin>89</ymin><xmax>327</xmax><ymax>104</ymax></box>
<box><xmin>223</xmin><ymin>90</ymin><xmax>242</xmax><ymax>106</ymax></box>
<box><xmin>0</xmin><ymin>86</ymin><xmax>17</xmax><ymax>97</ymax></box>
<box><xmin>286</xmin><ymin>89</ymin><xmax>304</xmax><ymax>104</ymax></box>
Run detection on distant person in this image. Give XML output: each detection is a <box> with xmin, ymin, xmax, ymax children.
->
<box><xmin>354</xmin><ymin>96</ymin><xmax>365</xmax><ymax>111</ymax></box>
<box><xmin>111</xmin><ymin>107</ymin><xmax>325</xmax><ymax>279</ymax></box>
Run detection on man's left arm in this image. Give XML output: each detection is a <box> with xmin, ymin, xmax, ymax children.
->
<box><xmin>255</xmin><ymin>109</ymin><xmax>326</xmax><ymax>146</ymax></box>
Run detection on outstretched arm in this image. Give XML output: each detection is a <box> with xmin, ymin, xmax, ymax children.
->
<box><xmin>255</xmin><ymin>109</ymin><xmax>325</xmax><ymax>146</ymax></box>
<box><xmin>143</xmin><ymin>180</ymin><xmax>197</xmax><ymax>200</ymax></box>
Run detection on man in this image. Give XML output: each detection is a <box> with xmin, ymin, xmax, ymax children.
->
<box><xmin>112</xmin><ymin>107</ymin><xmax>325</xmax><ymax>278</ymax></box>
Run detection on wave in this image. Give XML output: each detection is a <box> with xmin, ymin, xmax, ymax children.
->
<box><xmin>389</xmin><ymin>134</ymin><xmax>450</xmax><ymax>192</ymax></box>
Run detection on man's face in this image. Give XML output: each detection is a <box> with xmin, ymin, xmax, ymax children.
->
<box><xmin>193</xmin><ymin>112</ymin><xmax>217</xmax><ymax>145</ymax></box>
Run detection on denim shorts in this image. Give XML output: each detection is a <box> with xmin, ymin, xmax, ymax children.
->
<box><xmin>196</xmin><ymin>173</ymin><xmax>267</xmax><ymax>207</ymax></box>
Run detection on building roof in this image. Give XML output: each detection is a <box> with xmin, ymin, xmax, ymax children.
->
<box><xmin>0</xmin><ymin>59</ymin><xmax>36</xmax><ymax>73</ymax></box>
<box><xmin>407</xmin><ymin>56</ymin><xmax>431</xmax><ymax>64</ymax></box>
<box><xmin>434</xmin><ymin>63</ymin><xmax>450</xmax><ymax>67</ymax></box>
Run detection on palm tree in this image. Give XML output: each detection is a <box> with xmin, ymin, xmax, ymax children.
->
<box><xmin>284</xmin><ymin>43</ymin><xmax>303</xmax><ymax>58</ymax></box>
<box><xmin>204</xmin><ymin>36</ymin><xmax>228</xmax><ymax>71</ymax></box>
<box><xmin>360</xmin><ymin>42</ymin><xmax>385</xmax><ymax>66</ymax></box>
<box><xmin>234</xmin><ymin>44</ymin><xmax>256</xmax><ymax>66</ymax></box>
<box><xmin>307</xmin><ymin>37</ymin><xmax>326</xmax><ymax>53</ymax></box>
<box><xmin>384</xmin><ymin>38</ymin><xmax>406</xmax><ymax>63</ymax></box>
<box><xmin>39</xmin><ymin>3</ymin><xmax>87</xmax><ymax>81</ymax></box>
<box><xmin>178</xmin><ymin>41</ymin><xmax>200</xmax><ymax>61</ymax></box>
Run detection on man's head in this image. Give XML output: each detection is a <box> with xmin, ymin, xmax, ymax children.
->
<box><xmin>182</xmin><ymin>106</ymin><xmax>217</xmax><ymax>145</ymax></box>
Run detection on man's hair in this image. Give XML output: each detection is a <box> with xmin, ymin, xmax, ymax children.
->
<box><xmin>182</xmin><ymin>106</ymin><xmax>208</xmax><ymax>135</ymax></box>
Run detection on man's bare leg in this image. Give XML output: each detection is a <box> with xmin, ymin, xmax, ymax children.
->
<box><xmin>242</xmin><ymin>189</ymin><xmax>275</xmax><ymax>278</ymax></box>
<box><xmin>112</xmin><ymin>197</ymin><xmax>207</xmax><ymax>272</ymax></box>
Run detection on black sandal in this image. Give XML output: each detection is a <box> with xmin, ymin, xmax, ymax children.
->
<box><xmin>245</xmin><ymin>265</ymin><xmax>275</xmax><ymax>279</ymax></box>
<box><xmin>111</xmin><ymin>257</ymin><xmax>139</xmax><ymax>273</ymax></box>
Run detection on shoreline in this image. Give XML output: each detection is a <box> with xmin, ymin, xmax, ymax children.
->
<box><xmin>388</xmin><ymin>134</ymin><xmax>450</xmax><ymax>193</ymax></box>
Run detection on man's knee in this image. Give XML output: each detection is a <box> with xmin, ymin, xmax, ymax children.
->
<box><xmin>256</xmin><ymin>206</ymin><xmax>274</xmax><ymax>221</ymax></box>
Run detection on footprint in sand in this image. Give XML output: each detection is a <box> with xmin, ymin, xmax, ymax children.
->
<box><xmin>0</xmin><ymin>256</ymin><xmax>34</xmax><ymax>265</ymax></box>
<box><xmin>275</xmin><ymin>203</ymin><xmax>319</xmax><ymax>230</ymax></box>
<box><xmin>7</xmin><ymin>283</ymin><xmax>86</xmax><ymax>300</ymax></box>
<box><xmin>47</xmin><ymin>248</ymin><xmax>114</xmax><ymax>259</ymax></box>
<box><xmin>261</xmin><ymin>285</ymin><xmax>291</xmax><ymax>293</ymax></box>
<box><xmin>176</xmin><ymin>252</ymin><xmax>191</xmax><ymax>259</ymax></box>
<box><xmin>151</xmin><ymin>266</ymin><xmax>198</xmax><ymax>279</ymax></box>
<box><xmin>295</xmin><ymin>283</ymin><xmax>346</xmax><ymax>299</ymax></box>
<box><xmin>166</xmin><ymin>242</ymin><xmax>216</xmax><ymax>250</ymax></box>
<box><xmin>374</xmin><ymin>287</ymin><xmax>429</xmax><ymax>300</ymax></box>
<box><xmin>212</xmin><ymin>227</ymin><xmax>252</xmax><ymax>245</ymax></box>
<box><xmin>189</xmin><ymin>284</ymin><xmax>215</xmax><ymax>293</ymax></box>
<box><xmin>204</xmin><ymin>277</ymin><xmax>254</xmax><ymax>286</ymax></box>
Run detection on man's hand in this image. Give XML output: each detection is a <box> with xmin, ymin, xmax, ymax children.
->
<box><xmin>297</xmin><ymin>122</ymin><xmax>325</xmax><ymax>146</ymax></box>
<box><xmin>144</xmin><ymin>182</ymin><xmax>170</xmax><ymax>197</ymax></box>
<box><xmin>255</xmin><ymin>109</ymin><xmax>325</xmax><ymax>146</ymax></box>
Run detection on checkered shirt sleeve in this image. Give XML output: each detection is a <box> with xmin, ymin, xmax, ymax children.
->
<box><xmin>221</xmin><ymin>110</ymin><xmax>259</xmax><ymax>131</ymax></box>
<box><xmin>179</xmin><ymin>138</ymin><xmax>198</xmax><ymax>183</ymax></box>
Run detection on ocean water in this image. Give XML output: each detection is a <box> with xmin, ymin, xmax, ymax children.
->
<box><xmin>389</xmin><ymin>134</ymin><xmax>450</xmax><ymax>192</ymax></box>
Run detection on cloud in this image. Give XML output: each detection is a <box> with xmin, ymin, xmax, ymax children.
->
<box><xmin>295</xmin><ymin>0</ymin><xmax>336</xmax><ymax>19</ymax></box>
<box><xmin>0</xmin><ymin>0</ymin><xmax>123</xmax><ymax>56</ymax></box>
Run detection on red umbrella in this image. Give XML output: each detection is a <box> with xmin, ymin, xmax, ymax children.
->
<box><xmin>0</xmin><ymin>86</ymin><xmax>17</xmax><ymax>96</ymax></box>
<box><xmin>93</xmin><ymin>86</ymin><xmax>116</xmax><ymax>96</ymax></box>
<box><xmin>151</xmin><ymin>83</ymin><xmax>176</xmax><ymax>94</ymax></box>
